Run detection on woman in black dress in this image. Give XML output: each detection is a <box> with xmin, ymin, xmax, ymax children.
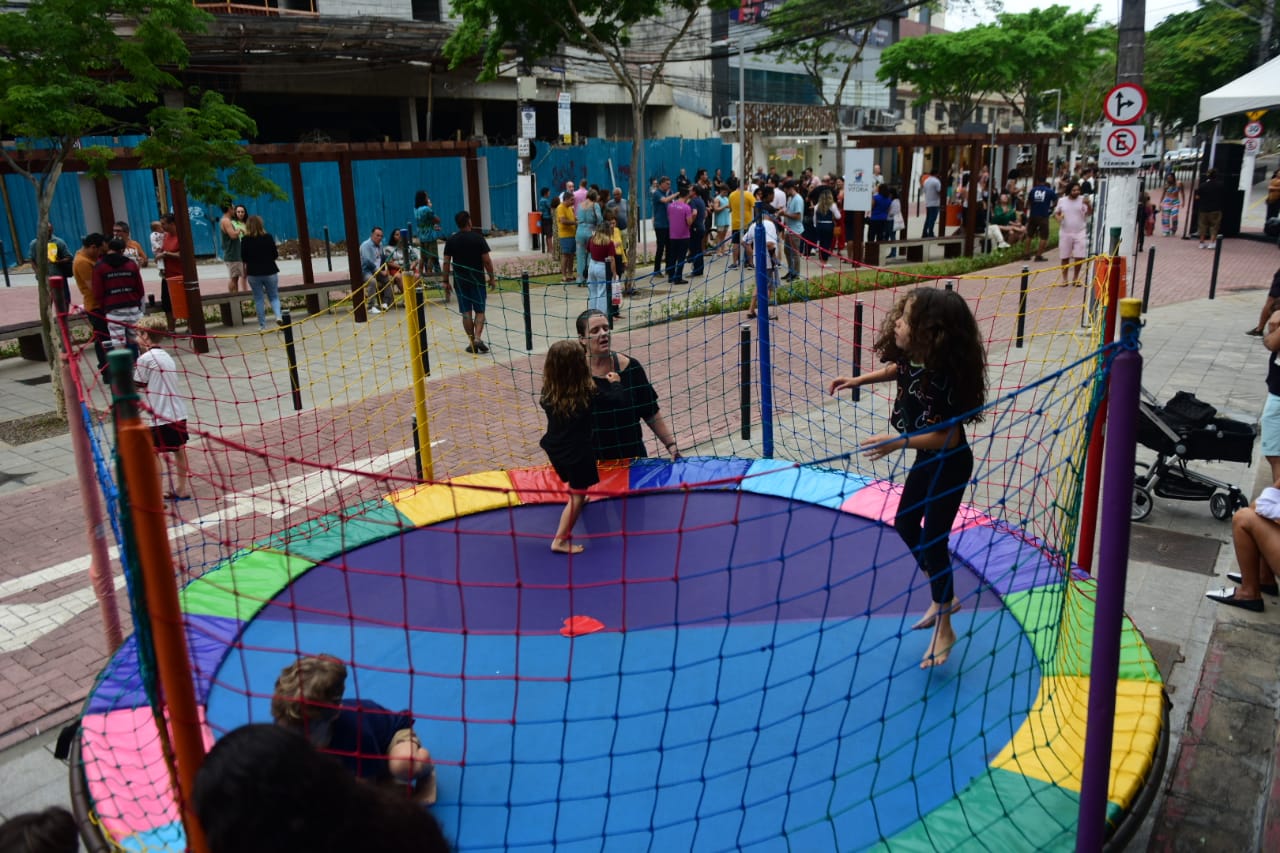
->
<box><xmin>540</xmin><ymin>340</ymin><xmax>620</xmax><ymax>553</ymax></box>
<box><xmin>576</xmin><ymin>309</ymin><xmax>680</xmax><ymax>461</ymax></box>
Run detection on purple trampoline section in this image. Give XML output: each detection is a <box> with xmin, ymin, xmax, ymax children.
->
<box><xmin>256</xmin><ymin>492</ymin><xmax>1002</xmax><ymax>635</ymax></box>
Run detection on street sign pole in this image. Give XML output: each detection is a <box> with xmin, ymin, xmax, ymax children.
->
<box><xmin>1241</xmin><ymin>116</ymin><xmax>1265</xmax><ymax>212</ymax></box>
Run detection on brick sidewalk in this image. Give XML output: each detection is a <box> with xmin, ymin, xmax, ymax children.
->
<box><xmin>0</xmin><ymin>229</ymin><xmax>1275</xmax><ymax>751</ymax></box>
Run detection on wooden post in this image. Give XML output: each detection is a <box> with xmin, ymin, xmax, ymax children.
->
<box><xmin>337</xmin><ymin>153</ymin><xmax>366</xmax><ymax>322</ymax></box>
<box><xmin>166</xmin><ymin>179</ymin><xmax>209</xmax><ymax>353</ymax></box>
<box><xmin>93</xmin><ymin>177</ymin><xmax>115</xmax><ymax>235</ymax></box>
<box><xmin>288</xmin><ymin>155</ymin><xmax>315</xmax><ymax>287</ymax></box>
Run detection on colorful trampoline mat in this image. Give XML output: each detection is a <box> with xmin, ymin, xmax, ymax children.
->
<box><xmin>79</xmin><ymin>456</ymin><xmax>1163</xmax><ymax>851</ymax></box>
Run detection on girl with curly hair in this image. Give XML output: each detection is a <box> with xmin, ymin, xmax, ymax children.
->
<box><xmin>829</xmin><ymin>287</ymin><xmax>988</xmax><ymax>669</ymax></box>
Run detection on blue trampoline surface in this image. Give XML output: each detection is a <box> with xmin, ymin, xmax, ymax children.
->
<box><xmin>205</xmin><ymin>492</ymin><xmax>1043</xmax><ymax>851</ymax></box>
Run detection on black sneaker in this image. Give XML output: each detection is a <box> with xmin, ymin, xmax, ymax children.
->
<box><xmin>475</xmin><ymin>341</ymin><xmax>490</xmax><ymax>353</ymax></box>
<box><xmin>1247</xmin><ymin>328</ymin><xmax>1264</xmax><ymax>337</ymax></box>
<box><xmin>464</xmin><ymin>344</ymin><xmax>476</xmax><ymax>354</ymax></box>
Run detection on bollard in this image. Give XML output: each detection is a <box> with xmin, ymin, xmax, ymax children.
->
<box><xmin>852</xmin><ymin>299</ymin><xmax>864</xmax><ymax>401</ymax></box>
<box><xmin>412</xmin><ymin>415</ymin><xmax>423</xmax><ymax>480</ymax></box>
<box><xmin>415</xmin><ymin>285</ymin><xmax>430</xmax><ymax>378</ymax></box>
<box><xmin>280</xmin><ymin>310</ymin><xmax>303</xmax><ymax>411</ymax></box>
<box><xmin>521</xmin><ymin>271</ymin><xmax>533</xmax><ymax>351</ymax></box>
<box><xmin>1141</xmin><ymin>246</ymin><xmax>1155</xmax><ymax>314</ymax></box>
<box><xmin>1208</xmin><ymin>234</ymin><xmax>1223</xmax><ymax>300</ymax></box>
<box><xmin>0</xmin><ymin>240</ymin><xmax>9</xmax><ymax>288</ymax></box>
<box><xmin>1016</xmin><ymin>266</ymin><xmax>1029</xmax><ymax>348</ymax></box>
<box><xmin>323</xmin><ymin>226</ymin><xmax>333</xmax><ymax>272</ymax></box>
<box><xmin>739</xmin><ymin>324</ymin><xmax>751</xmax><ymax>440</ymax></box>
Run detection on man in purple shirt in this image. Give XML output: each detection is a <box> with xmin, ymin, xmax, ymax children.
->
<box><xmin>666</xmin><ymin>187</ymin><xmax>693</xmax><ymax>284</ymax></box>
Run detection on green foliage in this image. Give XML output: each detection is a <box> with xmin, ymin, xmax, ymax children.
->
<box><xmin>139</xmin><ymin>91</ymin><xmax>285</xmax><ymax>204</ymax></box>
<box><xmin>878</xmin><ymin>5</ymin><xmax>1107</xmax><ymax>129</ymax></box>
<box><xmin>1145</xmin><ymin>6</ymin><xmax>1261</xmax><ymax>130</ymax></box>
<box><xmin>444</xmin><ymin>0</ymin><xmax>709</xmax><ymax>81</ymax></box>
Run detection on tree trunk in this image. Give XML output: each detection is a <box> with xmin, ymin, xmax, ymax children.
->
<box><xmin>34</xmin><ymin>169</ymin><xmax>68</xmax><ymax>419</ymax></box>
<box><xmin>626</xmin><ymin>100</ymin><xmax>644</xmax><ymax>281</ymax></box>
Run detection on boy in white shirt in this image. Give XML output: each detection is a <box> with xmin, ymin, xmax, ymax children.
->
<box><xmin>134</xmin><ymin>316</ymin><xmax>191</xmax><ymax>500</ymax></box>
<box><xmin>742</xmin><ymin>191</ymin><xmax>780</xmax><ymax>319</ymax></box>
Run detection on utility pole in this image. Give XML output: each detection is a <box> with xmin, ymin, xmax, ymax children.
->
<box><xmin>1104</xmin><ymin>0</ymin><xmax>1145</xmax><ymax>264</ymax></box>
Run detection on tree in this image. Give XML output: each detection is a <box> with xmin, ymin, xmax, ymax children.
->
<box><xmin>0</xmin><ymin>0</ymin><xmax>282</xmax><ymax>412</ymax></box>
<box><xmin>877</xmin><ymin>28</ymin><xmax>992</xmax><ymax>129</ymax></box>
<box><xmin>1145</xmin><ymin>6</ymin><xmax>1261</xmax><ymax>135</ymax></box>
<box><xmin>762</xmin><ymin>0</ymin><xmax>897</xmax><ymax>174</ymax></box>
<box><xmin>444</xmin><ymin>0</ymin><xmax>727</xmax><ymax>277</ymax></box>
<box><xmin>981</xmin><ymin>6</ymin><xmax>1110</xmax><ymax>130</ymax></box>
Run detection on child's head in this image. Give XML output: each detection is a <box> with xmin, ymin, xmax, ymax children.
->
<box><xmin>877</xmin><ymin>288</ymin><xmax>988</xmax><ymax>420</ymax></box>
<box><xmin>136</xmin><ymin>315</ymin><xmax>169</xmax><ymax>349</ymax></box>
<box><xmin>0</xmin><ymin>806</ymin><xmax>78</xmax><ymax>853</ymax></box>
<box><xmin>541</xmin><ymin>340</ymin><xmax>595</xmax><ymax>419</ymax></box>
<box><xmin>271</xmin><ymin>655</ymin><xmax>347</xmax><ymax>746</ymax></box>
<box><xmin>150</xmin><ymin>220</ymin><xmax>161</xmax><ymax>233</ymax></box>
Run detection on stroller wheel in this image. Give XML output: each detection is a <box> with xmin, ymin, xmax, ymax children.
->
<box><xmin>1210</xmin><ymin>492</ymin><xmax>1232</xmax><ymax>521</ymax></box>
<box><xmin>1132</xmin><ymin>485</ymin><xmax>1154</xmax><ymax>522</ymax></box>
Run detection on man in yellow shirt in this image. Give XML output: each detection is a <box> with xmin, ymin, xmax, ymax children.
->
<box><xmin>726</xmin><ymin>178</ymin><xmax>756</xmax><ymax>269</ymax></box>
<box><xmin>556</xmin><ymin>192</ymin><xmax>577</xmax><ymax>282</ymax></box>
<box><xmin>73</xmin><ymin>233</ymin><xmax>108</xmax><ymax>377</ymax></box>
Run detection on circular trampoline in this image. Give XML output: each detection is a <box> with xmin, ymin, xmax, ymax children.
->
<box><xmin>78</xmin><ymin>457</ymin><xmax>1164</xmax><ymax>851</ymax></box>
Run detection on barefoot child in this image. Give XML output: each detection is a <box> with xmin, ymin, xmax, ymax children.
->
<box><xmin>539</xmin><ymin>339</ymin><xmax>620</xmax><ymax>553</ymax></box>
<box><xmin>134</xmin><ymin>316</ymin><xmax>191</xmax><ymax>500</ymax></box>
<box><xmin>828</xmin><ymin>288</ymin><xmax>988</xmax><ymax>669</ymax></box>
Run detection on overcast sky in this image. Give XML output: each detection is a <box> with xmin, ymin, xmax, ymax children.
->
<box><xmin>946</xmin><ymin>0</ymin><xmax>1203</xmax><ymax>31</ymax></box>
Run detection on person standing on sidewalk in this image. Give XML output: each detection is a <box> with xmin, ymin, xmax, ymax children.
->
<box><xmin>665</xmin><ymin>188</ymin><xmax>693</xmax><ymax>285</ymax></box>
<box><xmin>1053</xmin><ymin>181</ymin><xmax>1091</xmax><ymax>287</ymax></box>
<box><xmin>442</xmin><ymin>210</ymin><xmax>497</xmax><ymax>354</ymax></box>
<box><xmin>651</xmin><ymin>176</ymin><xmax>677</xmax><ymax>280</ymax></box>
<box><xmin>1195</xmin><ymin>169</ymin><xmax>1226</xmax><ymax>249</ymax></box>
<box><xmin>922</xmin><ymin>169</ymin><xmax>943</xmax><ymax>238</ymax></box>
<box><xmin>1023</xmin><ymin>176</ymin><xmax>1057</xmax><ymax>263</ymax></box>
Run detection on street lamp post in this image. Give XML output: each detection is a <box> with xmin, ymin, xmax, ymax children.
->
<box><xmin>712</xmin><ymin>37</ymin><xmax>747</xmax><ymax>292</ymax></box>
<box><xmin>1041</xmin><ymin>88</ymin><xmax>1062</xmax><ymax>170</ymax></box>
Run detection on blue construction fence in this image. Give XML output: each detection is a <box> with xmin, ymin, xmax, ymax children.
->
<box><xmin>1</xmin><ymin>137</ymin><xmax>732</xmax><ymax>265</ymax></box>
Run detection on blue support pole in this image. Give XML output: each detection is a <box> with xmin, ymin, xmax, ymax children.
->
<box><xmin>754</xmin><ymin>206</ymin><xmax>774</xmax><ymax>459</ymax></box>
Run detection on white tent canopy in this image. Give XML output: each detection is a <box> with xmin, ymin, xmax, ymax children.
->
<box><xmin>1198</xmin><ymin>54</ymin><xmax>1280</xmax><ymax>123</ymax></box>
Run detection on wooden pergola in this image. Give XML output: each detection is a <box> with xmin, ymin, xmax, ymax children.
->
<box><xmin>840</xmin><ymin>131</ymin><xmax>1058</xmax><ymax>262</ymax></box>
<box><xmin>3</xmin><ymin>140</ymin><xmax>482</xmax><ymax>350</ymax></box>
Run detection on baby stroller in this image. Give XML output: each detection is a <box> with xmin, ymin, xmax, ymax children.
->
<box><xmin>1132</xmin><ymin>389</ymin><xmax>1256</xmax><ymax>521</ymax></box>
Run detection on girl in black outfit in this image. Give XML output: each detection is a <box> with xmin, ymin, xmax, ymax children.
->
<box><xmin>539</xmin><ymin>340</ymin><xmax>620</xmax><ymax>553</ymax></box>
<box><xmin>829</xmin><ymin>288</ymin><xmax>988</xmax><ymax>669</ymax></box>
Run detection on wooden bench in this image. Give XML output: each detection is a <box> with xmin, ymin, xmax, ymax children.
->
<box><xmin>1</xmin><ymin>279</ymin><xmax>349</xmax><ymax>361</ymax></box>
<box><xmin>196</xmin><ymin>278</ymin><xmax>349</xmax><ymax>328</ymax></box>
<box><xmin>863</xmin><ymin>237</ymin><xmax>965</xmax><ymax>266</ymax></box>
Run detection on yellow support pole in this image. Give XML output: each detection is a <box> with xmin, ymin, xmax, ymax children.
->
<box><xmin>404</xmin><ymin>271</ymin><xmax>434</xmax><ymax>480</ymax></box>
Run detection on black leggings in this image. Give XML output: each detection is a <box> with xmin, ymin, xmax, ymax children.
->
<box><xmin>893</xmin><ymin>444</ymin><xmax>974</xmax><ymax>605</ymax></box>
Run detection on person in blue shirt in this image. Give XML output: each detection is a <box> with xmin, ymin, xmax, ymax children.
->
<box><xmin>651</xmin><ymin>176</ymin><xmax>677</xmax><ymax>279</ymax></box>
<box><xmin>413</xmin><ymin>189</ymin><xmax>442</xmax><ymax>278</ymax></box>
<box><xmin>358</xmin><ymin>227</ymin><xmax>391</xmax><ymax>314</ymax></box>
<box><xmin>869</xmin><ymin>184</ymin><xmax>893</xmax><ymax>247</ymax></box>
<box><xmin>1023</xmin><ymin>177</ymin><xmax>1057</xmax><ymax>263</ymax></box>
<box><xmin>271</xmin><ymin>655</ymin><xmax>437</xmax><ymax>804</ymax></box>
<box><xmin>537</xmin><ymin>187</ymin><xmax>554</xmax><ymax>254</ymax></box>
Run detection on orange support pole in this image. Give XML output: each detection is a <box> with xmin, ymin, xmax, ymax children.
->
<box><xmin>1076</xmin><ymin>232</ymin><xmax>1126</xmax><ymax>574</ymax></box>
<box><xmin>108</xmin><ymin>349</ymin><xmax>209</xmax><ymax>853</ymax></box>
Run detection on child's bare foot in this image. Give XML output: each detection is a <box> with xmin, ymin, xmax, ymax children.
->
<box><xmin>910</xmin><ymin>598</ymin><xmax>961</xmax><ymax>631</ymax></box>
<box><xmin>921</xmin><ymin>622</ymin><xmax>957</xmax><ymax>669</ymax></box>
<box><xmin>551</xmin><ymin>540</ymin><xmax>584</xmax><ymax>554</ymax></box>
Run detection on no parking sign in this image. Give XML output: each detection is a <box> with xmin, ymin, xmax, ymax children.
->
<box><xmin>1098</xmin><ymin>123</ymin><xmax>1145</xmax><ymax>169</ymax></box>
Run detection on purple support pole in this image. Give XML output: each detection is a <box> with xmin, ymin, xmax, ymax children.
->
<box><xmin>753</xmin><ymin>207</ymin><xmax>775</xmax><ymax>459</ymax></box>
<box><xmin>1076</xmin><ymin>297</ymin><xmax>1144</xmax><ymax>851</ymax></box>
